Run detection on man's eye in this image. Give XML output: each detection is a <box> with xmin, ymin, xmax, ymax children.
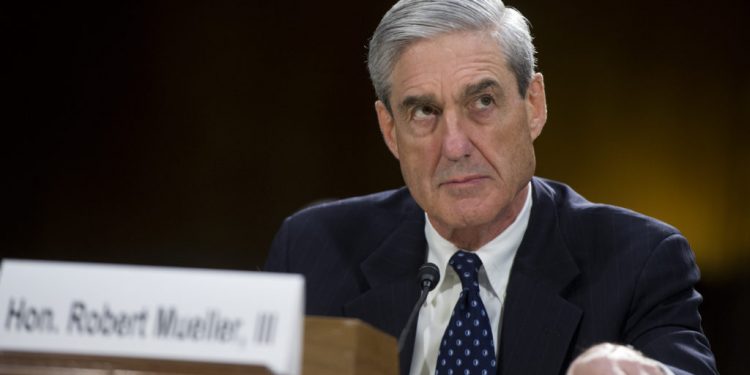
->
<box><xmin>473</xmin><ymin>95</ymin><xmax>495</xmax><ymax>110</ymax></box>
<box><xmin>413</xmin><ymin>105</ymin><xmax>438</xmax><ymax>120</ymax></box>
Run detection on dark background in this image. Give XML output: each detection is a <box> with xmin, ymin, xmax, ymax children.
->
<box><xmin>3</xmin><ymin>1</ymin><xmax>748</xmax><ymax>373</ymax></box>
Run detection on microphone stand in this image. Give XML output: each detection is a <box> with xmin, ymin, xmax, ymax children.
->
<box><xmin>397</xmin><ymin>263</ymin><xmax>440</xmax><ymax>353</ymax></box>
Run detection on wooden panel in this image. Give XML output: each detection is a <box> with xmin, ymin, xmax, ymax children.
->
<box><xmin>304</xmin><ymin>316</ymin><xmax>397</xmax><ymax>375</ymax></box>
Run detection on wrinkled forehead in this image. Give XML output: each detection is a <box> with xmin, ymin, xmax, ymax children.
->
<box><xmin>388</xmin><ymin>30</ymin><xmax>513</xmax><ymax>96</ymax></box>
<box><xmin>396</xmin><ymin>29</ymin><xmax>506</xmax><ymax>62</ymax></box>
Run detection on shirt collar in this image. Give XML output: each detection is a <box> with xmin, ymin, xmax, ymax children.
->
<box><xmin>424</xmin><ymin>182</ymin><xmax>533</xmax><ymax>300</ymax></box>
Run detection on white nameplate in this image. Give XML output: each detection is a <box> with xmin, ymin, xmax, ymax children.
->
<box><xmin>0</xmin><ymin>259</ymin><xmax>304</xmax><ymax>375</ymax></box>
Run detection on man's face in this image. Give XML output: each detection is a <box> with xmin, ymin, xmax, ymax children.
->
<box><xmin>375</xmin><ymin>31</ymin><xmax>547</xmax><ymax>242</ymax></box>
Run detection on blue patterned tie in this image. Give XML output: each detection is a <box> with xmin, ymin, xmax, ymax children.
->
<box><xmin>435</xmin><ymin>251</ymin><xmax>497</xmax><ymax>375</ymax></box>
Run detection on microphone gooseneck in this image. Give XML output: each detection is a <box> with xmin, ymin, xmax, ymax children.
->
<box><xmin>397</xmin><ymin>263</ymin><xmax>441</xmax><ymax>353</ymax></box>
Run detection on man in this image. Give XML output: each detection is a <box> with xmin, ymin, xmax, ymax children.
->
<box><xmin>264</xmin><ymin>0</ymin><xmax>717</xmax><ymax>374</ymax></box>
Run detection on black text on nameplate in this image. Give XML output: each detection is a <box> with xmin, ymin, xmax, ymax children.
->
<box><xmin>253</xmin><ymin>312</ymin><xmax>277</xmax><ymax>345</ymax></box>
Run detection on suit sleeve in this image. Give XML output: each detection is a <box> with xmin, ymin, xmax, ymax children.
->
<box><xmin>624</xmin><ymin>233</ymin><xmax>718</xmax><ymax>375</ymax></box>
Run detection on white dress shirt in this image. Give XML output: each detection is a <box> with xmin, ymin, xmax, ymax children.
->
<box><xmin>409</xmin><ymin>184</ymin><xmax>532</xmax><ymax>375</ymax></box>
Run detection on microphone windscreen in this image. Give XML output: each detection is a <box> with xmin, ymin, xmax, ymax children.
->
<box><xmin>418</xmin><ymin>262</ymin><xmax>440</xmax><ymax>291</ymax></box>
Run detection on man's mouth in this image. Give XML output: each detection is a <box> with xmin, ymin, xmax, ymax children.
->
<box><xmin>441</xmin><ymin>175</ymin><xmax>488</xmax><ymax>186</ymax></box>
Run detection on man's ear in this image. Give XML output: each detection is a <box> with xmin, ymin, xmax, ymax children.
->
<box><xmin>525</xmin><ymin>72</ymin><xmax>547</xmax><ymax>141</ymax></box>
<box><xmin>375</xmin><ymin>100</ymin><xmax>400</xmax><ymax>159</ymax></box>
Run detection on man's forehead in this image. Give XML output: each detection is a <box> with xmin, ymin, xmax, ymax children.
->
<box><xmin>396</xmin><ymin>31</ymin><xmax>505</xmax><ymax>66</ymax></box>
<box><xmin>389</xmin><ymin>31</ymin><xmax>511</xmax><ymax>96</ymax></box>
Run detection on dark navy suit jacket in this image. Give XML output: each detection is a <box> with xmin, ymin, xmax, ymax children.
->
<box><xmin>264</xmin><ymin>177</ymin><xmax>717</xmax><ymax>375</ymax></box>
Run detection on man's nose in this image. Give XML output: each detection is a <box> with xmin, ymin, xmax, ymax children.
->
<box><xmin>441</xmin><ymin>111</ymin><xmax>474</xmax><ymax>161</ymax></box>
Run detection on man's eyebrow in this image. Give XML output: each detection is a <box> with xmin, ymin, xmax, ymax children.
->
<box><xmin>399</xmin><ymin>94</ymin><xmax>437</xmax><ymax>112</ymax></box>
<box><xmin>463</xmin><ymin>79</ymin><xmax>500</xmax><ymax>98</ymax></box>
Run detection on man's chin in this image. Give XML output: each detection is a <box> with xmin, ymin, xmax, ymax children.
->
<box><xmin>432</xmin><ymin>204</ymin><xmax>497</xmax><ymax>230</ymax></box>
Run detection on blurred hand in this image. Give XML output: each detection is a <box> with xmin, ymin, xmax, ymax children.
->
<box><xmin>566</xmin><ymin>343</ymin><xmax>668</xmax><ymax>375</ymax></box>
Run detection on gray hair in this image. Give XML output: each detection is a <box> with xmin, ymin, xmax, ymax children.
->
<box><xmin>367</xmin><ymin>0</ymin><xmax>536</xmax><ymax>111</ymax></box>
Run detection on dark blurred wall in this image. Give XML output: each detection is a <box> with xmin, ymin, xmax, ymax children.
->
<box><xmin>3</xmin><ymin>1</ymin><xmax>748</xmax><ymax>372</ymax></box>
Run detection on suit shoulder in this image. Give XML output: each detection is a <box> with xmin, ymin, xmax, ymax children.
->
<box><xmin>288</xmin><ymin>187</ymin><xmax>419</xmax><ymax>225</ymax></box>
<box><xmin>276</xmin><ymin>187</ymin><xmax>422</xmax><ymax>257</ymax></box>
<box><xmin>267</xmin><ymin>187</ymin><xmax>423</xmax><ymax>292</ymax></box>
<box><xmin>535</xmin><ymin>177</ymin><xmax>682</xmax><ymax>249</ymax></box>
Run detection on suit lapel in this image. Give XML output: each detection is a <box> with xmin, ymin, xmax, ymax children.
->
<box><xmin>342</xmin><ymin>199</ymin><xmax>426</xmax><ymax>375</ymax></box>
<box><xmin>498</xmin><ymin>178</ymin><xmax>582</xmax><ymax>375</ymax></box>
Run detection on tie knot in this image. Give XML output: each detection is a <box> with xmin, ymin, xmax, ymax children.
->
<box><xmin>449</xmin><ymin>251</ymin><xmax>482</xmax><ymax>291</ymax></box>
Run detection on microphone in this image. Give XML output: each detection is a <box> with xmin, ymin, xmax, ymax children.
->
<box><xmin>397</xmin><ymin>263</ymin><xmax>440</xmax><ymax>353</ymax></box>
